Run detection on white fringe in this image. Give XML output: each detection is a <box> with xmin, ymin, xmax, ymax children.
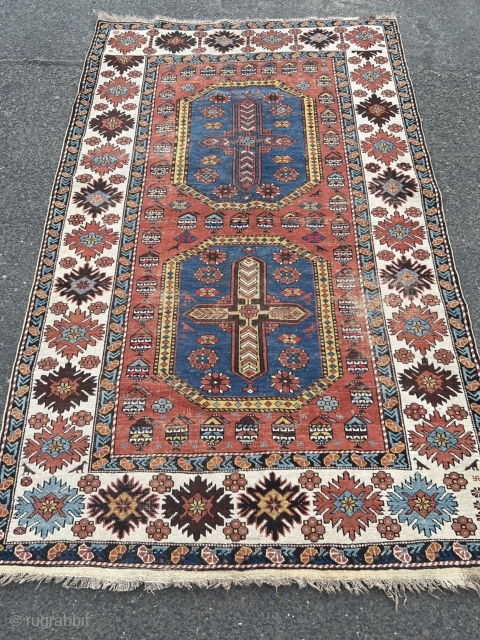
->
<box><xmin>94</xmin><ymin>11</ymin><xmax>398</xmax><ymax>25</ymax></box>
<box><xmin>1</xmin><ymin>566</ymin><xmax>480</xmax><ymax>605</ymax></box>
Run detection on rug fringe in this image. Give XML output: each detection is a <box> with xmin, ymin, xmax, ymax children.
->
<box><xmin>0</xmin><ymin>566</ymin><xmax>479</xmax><ymax>605</ymax></box>
<box><xmin>93</xmin><ymin>11</ymin><xmax>398</xmax><ymax>25</ymax></box>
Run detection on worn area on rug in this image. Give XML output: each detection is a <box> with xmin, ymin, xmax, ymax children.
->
<box><xmin>2</xmin><ymin>15</ymin><xmax>480</xmax><ymax>591</ymax></box>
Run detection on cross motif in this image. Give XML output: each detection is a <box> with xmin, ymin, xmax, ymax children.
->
<box><xmin>185</xmin><ymin>255</ymin><xmax>310</xmax><ymax>392</ymax></box>
<box><xmin>199</xmin><ymin>97</ymin><xmax>296</xmax><ymax>194</ymax></box>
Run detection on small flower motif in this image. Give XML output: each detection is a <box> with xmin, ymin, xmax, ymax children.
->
<box><xmin>256</xmin><ymin>183</ymin><xmax>281</xmax><ymax>199</ymax></box>
<box><xmin>404</xmin><ymin>403</ymin><xmax>427</xmax><ymax>421</ymax></box>
<box><xmin>353</xmin><ymin>89</ymin><xmax>367</xmax><ymax>98</ymax></box>
<box><xmin>316</xmin><ymin>395</ymin><xmax>339</xmax><ymax>412</ymax></box>
<box><xmin>70</xmin><ymin>410</ymin><xmax>93</xmax><ymax>427</ymax></box>
<box><xmin>270</xmin><ymin>104</ymin><xmax>293</xmax><ymax>117</ymax></box>
<box><xmin>37</xmin><ymin>357</ymin><xmax>59</xmax><ymax>371</ymax></box>
<box><xmin>372</xmin><ymin>206</ymin><xmax>388</xmax><ymax>217</ymax></box>
<box><xmin>199</xmin><ymin>249</ymin><xmax>227</xmax><ymax>266</ymax></box>
<box><xmin>149</xmin><ymin>474</ymin><xmax>174</xmax><ymax>494</ymax></box>
<box><xmin>301</xmin><ymin>517</ymin><xmax>325</xmax><ymax>542</ymax></box>
<box><xmin>271</xmin><ymin>370</ymin><xmax>301</xmax><ymax>394</ymax></box>
<box><xmin>194</xmin><ymin>266</ymin><xmax>222</xmax><ymax>283</ymax></box>
<box><xmin>50</xmin><ymin>301</ymin><xmax>69</xmax><ymax>315</ymax></box>
<box><xmin>223</xmin><ymin>472</ymin><xmax>247</xmax><ymax>493</ymax></box>
<box><xmin>382</xmin><ymin>90</ymin><xmax>396</xmax><ymax>98</ymax></box>
<box><xmin>79</xmin><ymin>355</ymin><xmax>100</xmax><ymax>369</ymax></box>
<box><xmin>146</xmin><ymin>519</ymin><xmax>171</xmax><ymax>541</ymax></box>
<box><xmin>20</xmin><ymin>478</ymin><xmax>32</xmax><ymax>487</ymax></box>
<box><xmin>68</xmin><ymin>214</ymin><xmax>85</xmax><ymax>226</ymax></box>
<box><xmin>78</xmin><ymin>474</ymin><xmax>101</xmax><ymax>494</ymax></box>
<box><xmin>472</xmin><ymin>487</ymin><xmax>480</xmax><ymax>498</ymax></box>
<box><xmin>444</xmin><ymin>472</ymin><xmax>468</xmax><ymax>492</ymax></box>
<box><xmin>273</xmin><ymin>266</ymin><xmax>301</xmax><ymax>284</ymax></box>
<box><xmin>384</xmin><ymin>293</ymin><xmax>403</xmax><ymax>307</ymax></box>
<box><xmin>76</xmin><ymin>173</ymin><xmax>93</xmax><ymax>183</ymax></box>
<box><xmin>93</xmin><ymin>103</ymin><xmax>109</xmax><ymax>111</ymax></box>
<box><xmin>201</xmin><ymin>105</ymin><xmax>225</xmax><ymax>118</ymax></box>
<box><xmin>274</xmin><ymin>167</ymin><xmax>299</xmax><ymax>182</ymax></box>
<box><xmin>72</xmin><ymin>518</ymin><xmax>96</xmax><ymax>539</ymax></box>
<box><xmin>102</xmin><ymin>213</ymin><xmax>120</xmax><ymax>225</ymax></box>
<box><xmin>194</xmin><ymin>168</ymin><xmax>219</xmax><ymax>184</ymax></box>
<box><xmin>299</xmin><ymin>470</ymin><xmax>321</xmax><ymax>491</ymax></box>
<box><xmin>420</xmin><ymin>294</ymin><xmax>440</xmax><ymax>307</ymax></box>
<box><xmin>371</xmin><ymin>471</ymin><xmax>394</xmax><ymax>490</ymax></box>
<box><xmin>394</xmin><ymin>348</ymin><xmax>415</xmax><ymax>364</ymax></box>
<box><xmin>28</xmin><ymin>412</ymin><xmax>50</xmax><ymax>429</ymax></box>
<box><xmin>209</xmin><ymin>93</ymin><xmax>231</xmax><ymax>104</ymax></box>
<box><xmin>375</xmin><ymin>56</ymin><xmax>388</xmax><ymax>64</ymax></box>
<box><xmin>388</xmin><ymin>123</ymin><xmax>403</xmax><ymax>133</ymax></box>
<box><xmin>89</xmin><ymin>301</ymin><xmax>108</xmax><ymax>315</ymax></box>
<box><xmin>412</xmin><ymin>249</ymin><xmax>430</xmax><ymax>260</ymax></box>
<box><xmin>223</xmin><ymin>519</ymin><xmax>249</xmax><ymax>542</ymax></box>
<box><xmin>446</xmin><ymin>405</ymin><xmax>468</xmax><ymax>421</ymax></box>
<box><xmin>359</xmin><ymin>124</ymin><xmax>374</xmax><ymax>133</ymax></box>
<box><xmin>200</xmin><ymin>371</ymin><xmax>231</xmax><ymax>394</ymax></box>
<box><xmin>377</xmin><ymin>516</ymin><xmax>401</xmax><ymax>540</ymax></box>
<box><xmin>349</xmin><ymin>56</ymin><xmax>361</xmax><ymax>64</ymax></box>
<box><xmin>85</xmin><ymin>137</ymin><xmax>101</xmax><ymax>146</ymax></box>
<box><xmin>262</xmin><ymin>92</ymin><xmax>284</xmax><ymax>104</ymax></box>
<box><xmin>96</xmin><ymin>256</ymin><xmax>115</xmax><ymax>268</ymax></box>
<box><xmin>377</xmin><ymin>250</ymin><xmax>395</xmax><ymax>261</ymax></box>
<box><xmin>116</xmin><ymin>136</ymin><xmax>132</xmax><ymax>145</ymax></box>
<box><xmin>434</xmin><ymin>349</ymin><xmax>455</xmax><ymax>365</ymax></box>
<box><xmin>397</xmin><ymin>162</ymin><xmax>412</xmax><ymax>171</ymax></box>
<box><xmin>151</xmin><ymin>398</ymin><xmax>173</xmax><ymax>414</ymax></box>
<box><xmin>110</xmin><ymin>174</ymin><xmax>127</xmax><ymax>183</ymax></box>
<box><xmin>273</xmin><ymin>248</ymin><xmax>299</xmax><ymax>265</ymax></box>
<box><xmin>405</xmin><ymin>207</ymin><xmax>422</xmax><ymax>218</ymax></box>
<box><xmin>452</xmin><ymin>516</ymin><xmax>477</xmax><ymax>538</ymax></box>
<box><xmin>296</xmin><ymin>81</ymin><xmax>310</xmax><ymax>90</ymax></box>
<box><xmin>212</xmin><ymin>184</ymin><xmax>238</xmax><ymax>199</ymax></box>
<box><xmin>278</xmin><ymin>347</ymin><xmax>309</xmax><ymax>370</ymax></box>
<box><xmin>59</xmin><ymin>257</ymin><xmax>77</xmax><ymax>269</ymax></box>
<box><xmin>365</xmin><ymin>162</ymin><xmax>380</xmax><ymax>172</ymax></box>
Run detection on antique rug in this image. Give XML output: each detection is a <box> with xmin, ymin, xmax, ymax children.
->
<box><xmin>2</xmin><ymin>13</ymin><xmax>480</xmax><ymax>595</ymax></box>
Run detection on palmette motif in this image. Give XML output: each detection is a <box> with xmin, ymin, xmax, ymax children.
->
<box><xmin>2</xmin><ymin>17</ymin><xmax>480</xmax><ymax>577</ymax></box>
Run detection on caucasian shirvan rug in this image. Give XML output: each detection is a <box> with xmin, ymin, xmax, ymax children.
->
<box><xmin>2</xmin><ymin>14</ymin><xmax>480</xmax><ymax>595</ymax></box>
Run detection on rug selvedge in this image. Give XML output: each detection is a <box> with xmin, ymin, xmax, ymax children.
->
<box><xmin>2</xmin><ymin>16</ymin><xmax>480</xmax><ymax>588</ymax></box>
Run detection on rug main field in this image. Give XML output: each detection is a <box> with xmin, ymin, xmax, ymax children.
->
<box><xmin>2</xmin><ymin>16</ymin><xmax>480</xmax><ymax>589</ymax></box>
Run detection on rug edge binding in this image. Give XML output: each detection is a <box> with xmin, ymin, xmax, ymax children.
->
<box><xmin>0</xmin><ymin>565</ymin><xmax>480</xmax><ymax>600</ymax></box>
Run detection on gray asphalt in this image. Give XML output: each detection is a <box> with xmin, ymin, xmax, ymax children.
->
<box><xmin>0</xmin><ymin>0</ymin><xmax>479</xmax><ymax>638</ymax></box>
